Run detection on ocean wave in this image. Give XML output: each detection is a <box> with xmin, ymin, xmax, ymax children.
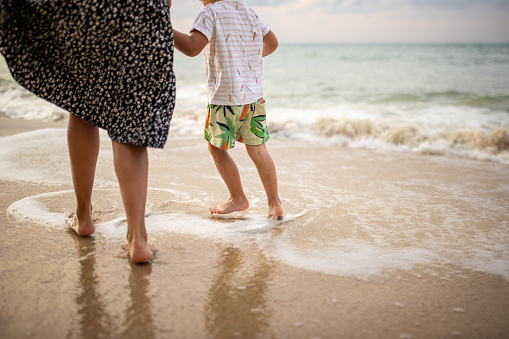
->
<box><xmin>463</xmin><ymin>95</ymin><xmax>509</xmax><ymax>111</ymax></box>
<box><xmin>1</xmin><ymin>82</ymin><xmax>508</xmax><ymax>164</ymax></box>
<box><xmin>0</xmin><ymin>85</ymin><xmax>67</xmax><ymax>121</ymax></box>
<box><xmin>320</xmin><ymin>118</ymin><xmax>509</xmax><ymax>154</ymax></box>
<box><xmin>267</xmin><ymin>117</ymin><xmax>509</xmax><ymax>164</ymax></box>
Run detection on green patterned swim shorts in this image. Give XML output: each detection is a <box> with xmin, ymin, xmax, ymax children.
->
<box><xmin>204</xmin><ymin>98</ymin><xmax>270</xmax><ymax>149</ymax></box>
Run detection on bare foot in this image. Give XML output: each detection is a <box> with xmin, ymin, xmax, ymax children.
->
<box><xmin>65</xmin><ymin>210</ymin><xmax>95</xmax><ymax>236</ymax></box>
<box><xmin>122</xmin><ymin>240</ymin><xmax>157</xmax><ymax>264</ymax></box>
<box><xmin>209</xmin><ymin>197</ymin><xmax>249</xmax><ymax>215</ymax></box>
<box><xmin>267</xmin><ymin>199</ymin><xmax>284</xmax><ymax>220</ymax></box>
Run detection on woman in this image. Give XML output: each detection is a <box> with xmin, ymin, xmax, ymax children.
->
<box><xmin>0</xmin><ymin>0</ymin><xmax>176</xmax><ymax>263</ymax></box>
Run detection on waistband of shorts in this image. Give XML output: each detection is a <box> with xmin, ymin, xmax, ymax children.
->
<box><xmin>209</xmin><ymin>97</ymin><xmax>265</xmax><ymax>108</ymax></box>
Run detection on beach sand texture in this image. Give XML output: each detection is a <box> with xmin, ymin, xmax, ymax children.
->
<box><xmin>1</xmin><ymin>116</ymin><xmax>508</xmax><ymax>338</ymax></box>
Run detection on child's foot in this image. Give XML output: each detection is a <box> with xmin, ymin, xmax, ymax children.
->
<box><xmin>65</xmin><ymin>210</ymin><xmax>95</xmax><ymax>236</ymax></box>
<box><xmin>267</xmin><ymin>200</ymin><xmax>284</xmax><ymax>220</ymax></box>
<box><xmin>209</xmin><ymin>197</ymin><xmax>249</xmax><ymax>215</ymax></box>
<box><xmin>122</xmin><ymin>240</ymin><xmax>157</xmax><ymax>264</ymax></box>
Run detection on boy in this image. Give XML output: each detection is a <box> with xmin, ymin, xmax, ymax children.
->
<box><xmin>172</xmin><ymin>0</ymin><xmax>283</xmax><ymax>219</ymax></box>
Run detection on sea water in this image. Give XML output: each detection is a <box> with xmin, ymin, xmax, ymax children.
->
<box><xmin>1</xmin><ymin>43</ymin><xmax>509</xmax><ymax>163</ymax></box>
<box><xmin>173</xmin><ymin>43</ymin><xmax>509</xmax><ymax>163</ymax></box>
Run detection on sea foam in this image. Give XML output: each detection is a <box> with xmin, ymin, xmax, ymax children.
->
<box><xmin>6</xmin><ymin>185</ymin><xmax>509</xmax><ymax>281</ymax></box>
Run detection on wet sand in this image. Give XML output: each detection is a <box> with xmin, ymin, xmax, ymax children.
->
<box><xmin>1</xmin><ymin>116</ymin><xmax>509</xmax><ymax>339</ymax></box>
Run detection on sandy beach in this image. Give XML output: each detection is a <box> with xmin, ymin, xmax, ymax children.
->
<box><xmin>1</xmin><ymin>115</ymin><xmax>509</xmax><ymax>339</ymax></box>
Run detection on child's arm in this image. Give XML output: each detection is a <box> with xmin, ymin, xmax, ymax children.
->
<box><xmin>173</xmin><ymin>30</ymin><xmax>209</xmax><ymax>57</ymax></box>
<box><xmin>263</xmin><ymin>30</ymin><xmax>278</xmax><ymax>57</ymax></box>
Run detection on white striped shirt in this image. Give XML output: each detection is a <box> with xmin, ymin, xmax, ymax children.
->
<box><xmin>192</xmin><ymin>0</ymin><xmax>270</xmax><ymax>105</ymax></box>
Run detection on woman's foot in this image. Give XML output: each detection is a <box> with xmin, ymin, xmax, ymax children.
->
<box><xmin>65</xmin><ymin>209</ymin><xmax>95</xmax><ymax>236</ymax></box>
<box><xmin>123</xmin><ymin>237</ymin><xmax>157</xmax><ymax>264</ymax></box>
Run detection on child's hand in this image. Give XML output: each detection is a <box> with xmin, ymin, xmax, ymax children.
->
<box><xmin>167</xmin><ymin>0</ymin><xmax>172</xmax><ymax>9</ymax></box>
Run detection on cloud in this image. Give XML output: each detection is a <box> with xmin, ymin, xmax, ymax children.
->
<box><xmin>245</xmin><ymin>0</ymin><xmax>293</xmax><ymax>5</ymax></box>
<box><xmin>409</xmin><ymin>0</ymin><xmax>509</xmax><ymax>8</ymax></box>
<box><xmin>314</xmin><ymin>0</ymin><xmax>406</xmax><ymax>13</ymax></box>
<box><xmin>170</xmin><ymin>0</ymin><xmax>509</xmax><ymax>43</ymax></box>
<box><xmin>317</xmin><ymin>0</ymin><xmax>509</xmax><ymax>12</ymax></box>
<box><xmin>409</xmin><ymin>0</ymin><xmax>479</xmax><ymax>8</ymax></box>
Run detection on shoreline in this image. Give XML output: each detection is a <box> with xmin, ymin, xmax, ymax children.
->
<box><xmin>1</xmin><ymin>116</ymin><xmax>509</xmax><ymax>338</ymax></box>
<box><xmin>0</xmin><ymin>115</ymin><xmax>68</xmax><ymax>137</ymax></box>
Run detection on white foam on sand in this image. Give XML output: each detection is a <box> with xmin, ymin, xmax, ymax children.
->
<box><xmin>273</xmin><ymin>238</ymin><xmax>438</xmax><ymax>279</ymax></box>
<box><xmin>7</xmin><ymin>190</ymin><xmax>75</xmax><ymax>227</ymax></box>
<box><xmin>7</xmin><ymin>188</ymin><xmax>509</xmax><ymax>281</ymax></box>
<box><xmin>6</xmin><ymin>189</ymin><xmax>302</xmax><ymax>243</ymax></box>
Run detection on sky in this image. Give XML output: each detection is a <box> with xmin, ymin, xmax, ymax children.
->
<box><xmin>169</xmin><ymin>0</ymin><xmax>509</xmax><ymax>43</ymax></box>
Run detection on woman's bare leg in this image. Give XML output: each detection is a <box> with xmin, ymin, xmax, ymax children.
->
<box><xmin>66</xmin><ymin>114</ymin><xmax>99</xmax><ymax>236</ymax></box>
<box><xmin>112</xmin><ymin>141</ymin><xmax>155</xmax><ymax>263</ymax></box>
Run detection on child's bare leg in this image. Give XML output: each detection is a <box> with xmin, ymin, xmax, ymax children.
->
<box><xmin>245</xmin><ymin>144</ymin><xmax>283</xmax><ymax>219</ymax></box>
<box><xmin>112</xmin><ymin>141</ymin><xmax>155</xmax><ymax>263</ymax></box>
<box><xmin>66</xmin><ymin>114</ymin><xmax>99</xmax><ymax>236</ymax></box>
<box><xmin>208</xmin><ymin>143</ymin><xmax>249</xmax><ymax>214</ymax></box>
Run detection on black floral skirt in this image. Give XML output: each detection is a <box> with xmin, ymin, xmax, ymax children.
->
<box><xmin>0</xmin><ymin>0</ymin><xmax>176</xmax><ymax>148</ymax></box>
